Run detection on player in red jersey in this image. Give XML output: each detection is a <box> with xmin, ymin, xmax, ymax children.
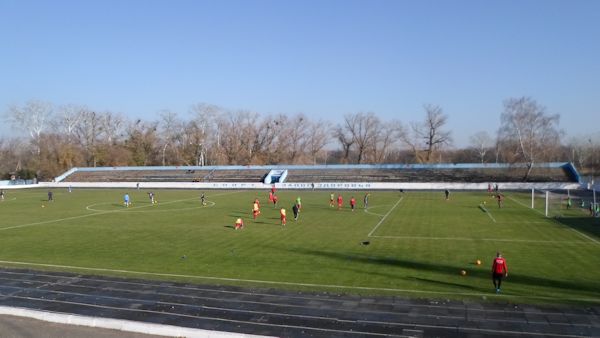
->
<box><xmin>252</xmin><ymin>201</ymin><xmax>261</xmax><ymax>220</ymax></box>
<box><xmin>496</xmin><ymin>193</ymin><xmax>504</xmax><ymax>208</ymax></box>
<box><xmin>337</xmin><ymin>194</ymin><xmax>343</xmax><ymax>210</ymax></box>
<box><xmin>234</xmin><ymin>218</ymin><xmax>244</xmax><ymax>230</ymax></box>
<box><xmin>280</xmin><ymin>208</ymin><xmax>287</xmax><ymax>226</ymax></box>
<box><xmin>491</xmin><ymin>252</ymin><xmax>508</xmax><ymax>293</ymax></box>
<box><xmin>350</xmin><ymin>196</ymin><xmax>356</xmax><ymax>211</ymax></box>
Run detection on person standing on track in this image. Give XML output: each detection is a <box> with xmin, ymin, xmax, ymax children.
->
<box><xmin>492</xmin><ymin>252</ymin><xmax>508</xmax><ymax>293</ymax></box>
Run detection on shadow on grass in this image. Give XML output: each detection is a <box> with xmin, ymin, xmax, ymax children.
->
<box><xmin>551</xmin><ymin>216</ymin><xmax>600</xmax><ymax>241</ymax></box>
<box><xmin>281</xmin><ymin>247</ymin><xmax>600</xmax><ymax>295</ymax></box>
<box><xmin>410</xmin><ymin>277</ymin><xmax>481</xmax><ymax>291</ymax></box>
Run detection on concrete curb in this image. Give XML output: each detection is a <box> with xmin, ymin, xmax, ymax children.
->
<box><xmin>0</xmin><ymin>306</ymin><xmax>275</xmax><ymax>338</ymax></box>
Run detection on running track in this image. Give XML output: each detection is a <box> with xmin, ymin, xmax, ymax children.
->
<box><xmin>0</xmin><ymin>268</ymin><xmax>598</xmax><ymax>337</ymax></box>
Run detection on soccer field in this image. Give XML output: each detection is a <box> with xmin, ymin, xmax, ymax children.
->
<box><xmin>1</xmin><ymin>188</ymin><xmax>599</xmax><ymax>305</ymax></box>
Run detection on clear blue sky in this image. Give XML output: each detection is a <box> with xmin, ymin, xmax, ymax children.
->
<box><xmin>1</xmin><ymin>0</ymin><xmax>599</xmax><ymax>146</ymax></box>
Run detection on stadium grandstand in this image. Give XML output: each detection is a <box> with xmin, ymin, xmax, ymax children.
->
<box><xmin>52</xmin><ymin>162</ymin><xmax>580</xmax><ymax>187</ymax></box>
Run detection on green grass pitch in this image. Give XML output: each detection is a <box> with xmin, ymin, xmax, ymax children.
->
<box><xmin>0</xmin><ymin>188</ymin><xmax>598</xmax><ymax>305</ymax></box>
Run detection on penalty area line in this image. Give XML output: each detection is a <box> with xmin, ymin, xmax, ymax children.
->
<box><xmin>507</xmin><ymin>195</ymin><xmax>600</xmax><ymax>246</ymax></box>
<box><xmin>367</xmin><ymin>197</ymin><xmax>403</xmax><ymax>237</ymax></box>
<box><xmin>0</xmin><ymin>259</ymin><xmax>598</xmax><ymax>303</ymax></box>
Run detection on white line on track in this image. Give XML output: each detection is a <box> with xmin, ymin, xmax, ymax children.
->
<box><xmin>0</xmin><ymin>259</ymin><xmax>598</xmax><ymax>303</ymax></box>
<box><xmin>368</xmin><ymin>235</ymin><xmax>592</xmax><ymax>244</ymax></box>
<box><xmin>0</xmin><ymin>191</ymin><xmax>239</xmax><ymax>232</ymax></box>
<box><xmin>3</xmin><ymin>270</ymin><xmax>593</xmax><ymax>319</ymax></box>
<box><xmin>1</xmin><ymin>288</ymin><xmax>590</xmax><ymax>338</ymax></box>
<box><xmin>367</xmin><ymin>197</ymin><xmax>403</xmax><ymax>237</ymax></box>
<box><xmin>0</xmin><ymin>293</ymin><xmax>403</xmax><ymax>337</ymax></box>
<box><xmin>507</xmin><ymin>195</ymin><xmax>600</xmax><ymax>246</ymax></box>
<box><xmin>0</xmin><ymin>269</ymin><xmax>589</xmax><ymax>319</ymax></box>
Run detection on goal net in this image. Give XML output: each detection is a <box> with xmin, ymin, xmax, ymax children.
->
<box><xmin>531</xmin><ymin>189</ymin><xmax>595</xmax><ymax>218</ymax></box>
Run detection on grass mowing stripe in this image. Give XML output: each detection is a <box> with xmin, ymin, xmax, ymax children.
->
<box><xmin>0</xmin><ymin>191</ymin><xmax>240</xmax><ymax>232</ymax></box>
<box><xmin>367</xmin><ymin>197</ymin><xmax>403</xmax><ymax>237</ymax></box>
<box><xmin>368</xmin><ymin>235</ymin><xmax>591</xmax><ymax>244</ymax></box>
<box><xmin>1</xmin><ymin>190</ymin><xmax>598</xmax><ymax>305</ymax></box>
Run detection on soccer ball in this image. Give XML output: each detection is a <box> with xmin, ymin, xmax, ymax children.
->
<box><xmin>41</xmin><ymin>205</ymin><xmax>45</xmax><ymax>208</ymax></box>
<box><xmin>483</xmin><ymin>201</ymin><xmax>486</xmax><ymax>205</ymax></box>
<box><xmin>476</xmin><ymin>259</ymin><xmax>481</xmax><ymax>265</ymax></box>
<box><xmin>460</xmin><ymin>270</ymin><xmax>467</xmax><ymax>276</ymax></box>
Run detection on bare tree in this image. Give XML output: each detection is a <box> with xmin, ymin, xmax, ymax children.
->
<box><xmin>158</xmin><ymin>110</ymin><xmax>183</xmax><ymax>165</ymax></box>
<box><xmin>469</xmin><ymin>131</ymin><xmax>493</xmax><ymax>163</ymax></box>
<box><xmin>498</xmin><ymin>97</ymin><xmax>561</xmax><ymax>180</ymax></box>
<box><xmin>189</xmin><ymin>103</ymin><xmax>224</xmax><ymax>165</ymax></box>
<box><xmin>372</xmin><ymin>120</ymin><xmax>401</xmax><ymax>163</ymax></box>
<box><xmin>5</xmin><ymin>100</ymin><xmax>54</xmax><ymax>155</ymax></box>
<box><xmin>399</xmin><ymin>105</ymin><xmax>451</xmax><ymax>163</ymax></box>
<box><xmin>125</xmin><ymin>119</ymin><xmax>159</xmax><ymax>166</ymax></box>
<box><xmin>306</xmin><ymin>119</ymin><xmax>331</xmax><ymax>164</ymax></box>
<box><xmin>74</xmin><ymin>110</ymin><xmax>104</xmax><ymax>167</ymax></box>
<box><xmin>342</xmin><ymin>112</ymin><xmax>380</xmax><ymax>164</ymax></box>
<box><xmin>53</xmin><ymin>104</ymin><xmax>85</xmax><ymax>143</ymax></box>
<box><xmin>100</xmin><ymin>111</ymin><xmax>126</xmax><ymax>145</ymax></box>
<box><xmin>334</xmin><ymin>125</ymin><xmax>355</xmax><ymax>164</ymax></box>
<box><xmin>421</xmin><ymin>105</ymin><xmax>452</xmax><ymax>162</ymax></box>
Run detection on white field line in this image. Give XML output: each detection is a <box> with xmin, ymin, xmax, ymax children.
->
<box><xmin>507</xmin><ymin>195</ymin><xmax>600</xmax><ymax>246</ymax></box>
<box><xmin>363</xmin><ymin>208</ymin><xmax>385</xmax><ymax>217</ymax></box>
<box><xmin>0</xmin><ymin>191</ymin><xmax>238</xmax><ymax>232</ymax></box>
<box><xmin>0</xmin><ymin>259</ymin><xmax>598</xmax><ymax>303</ymax></box>
<box><xmin>367</xmin><ymin>197</ymin><xmax>403</xmax><ymax>237</ymax></box>
<box><xmin>369</xmin><ymin>235</ymin><xmax>593</xmax><ymax>244</ymax></box>
<box><xmin>480</xmin><ymin>205</ymin><xmax>496</xmax><ymax>223</ymax></box>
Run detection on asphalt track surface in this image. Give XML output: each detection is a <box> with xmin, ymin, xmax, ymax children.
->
<box><xmin>0</xmin><ymin>314</ymin><xmax>167</xmax><ymax>338</ymax></box>
<box><xmin>0</xmin><ymin>268</ymin><xmax>598</xmax><ymax>337</ymax></box>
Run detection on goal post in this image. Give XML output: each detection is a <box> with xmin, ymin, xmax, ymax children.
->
<box><xmin>531</xmin><ymin>188</ymin><xmax>569</xmax><ymax>217</ymax></box>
